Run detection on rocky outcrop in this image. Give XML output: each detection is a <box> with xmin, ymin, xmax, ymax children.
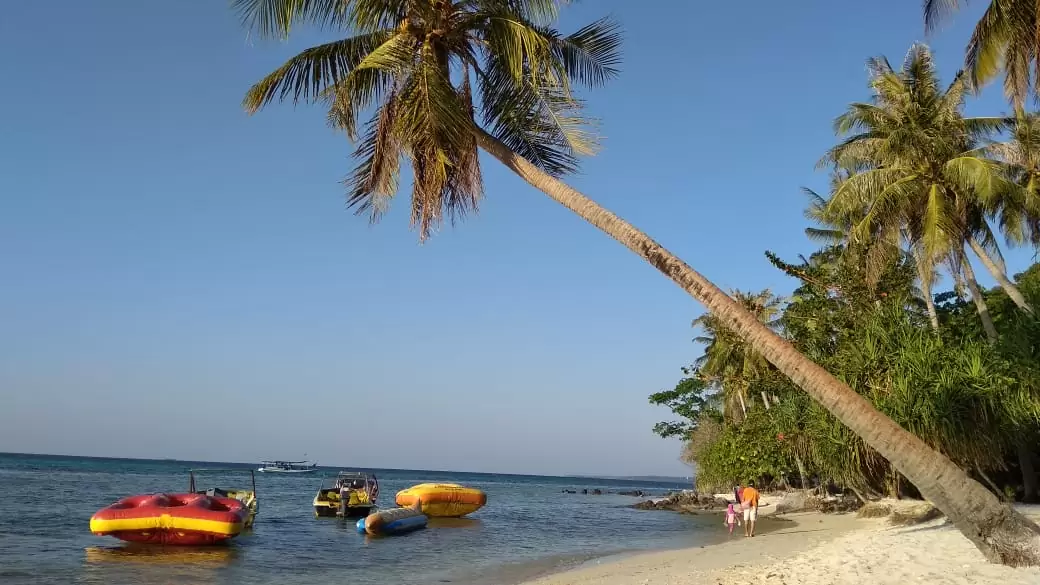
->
<box><xmin>775</xmin><ymin>490</ymin><xmax>862</xmax><ymax>514</ymax></box>
<box><xmin>561</xmin><ymin>488</ymin><xmax>663</xmax><ymax>496</ymax></box>
<box><xmin>628</xmin><ymin>491</ymin><xmax>731</xmax><ymax>513</ymax></box>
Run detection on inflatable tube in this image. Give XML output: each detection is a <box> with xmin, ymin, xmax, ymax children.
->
<box><xmin>395</xmin><ymin>483</ymin><xmax>486</xmax><ymax>517</ymax></box>
<box><xmin>90</xmin><ymin>493</ymin><xmax>249</xmax><ymax>545</ymax></box>
<box><xmin>357</xmin><ymin>507</ymin><xmax>427</xmax><ymax>536</ymax></box>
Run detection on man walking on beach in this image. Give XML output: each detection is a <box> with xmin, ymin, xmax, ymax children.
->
<box><xmin>740</xmin><ymin>481</ymin><xmax>760</xmax><ymax>537</ymax></box>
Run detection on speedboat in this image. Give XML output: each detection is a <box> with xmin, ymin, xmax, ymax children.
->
<box><xmin>313</xmin><ymin>472</ymin><xmax>379</xmax><ymax>518</ymax></box>
<box><xmin>257</xmin><ymin>460</ymin><xmax>317</xmax><ymax>473</ymax></box>
<box><xmin>189</xmin><ymin>468</ymin><xmax>259</xmax><ymax>528</ymax></box>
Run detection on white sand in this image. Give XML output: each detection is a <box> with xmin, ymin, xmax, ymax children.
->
<box><xmin>522</xmin><ymin>501</ymin><xmax>1040</xmax><ymax>585</ymax></box>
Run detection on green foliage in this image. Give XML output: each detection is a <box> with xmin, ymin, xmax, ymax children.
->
<box><xmin>694</xmin><ymin>409</ymin><xmax>794</xmax><ymax>491</ymax></box>
<box><xmin>654</xmin><ymin>234</ymin><xmax>1040</xmax><ymax>495</ymax></box>
<box><xmin>648</xmin><ymin>367</ymin><xmax>715</xmax><ymax>439</ymax></box>
<box><xmin>692</xmin><ymin>289</ymin><xmax>783</xmax><ymax>422</ymax></box>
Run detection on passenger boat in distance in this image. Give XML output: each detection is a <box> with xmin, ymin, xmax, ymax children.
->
<box><xmin>257</xmin><ymin>460</ymin><xmax>317</xmax><ymax>473</ymax></box>
<box><xmin>189</xmin><ymin>468</ymin><xmax>258</xmax><ymax>528</ymax></box>
<box><xmin>313</xmin><ymin>472</ymin><xmax>379</xmax><ymax>518</ymax></box>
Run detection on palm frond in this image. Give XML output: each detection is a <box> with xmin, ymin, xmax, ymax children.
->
<box><xmin>832</xmin><ymin>103</ymin><xmax>889</xmax><ymax>138</ymax></box>
<box><xmin>243</xmin><ymin>31</ymin><xmax>394</xmax><ymax>113</ymax></box>
<box><xmin>923</xmin><ymin>0</ymin><xmax>963</xmax><ymax>33</ymax></box>
<box><xmin>394</xmin><ymin>42</ymin><xmax>479</xmax><ymax>238</ymax></box>
<box><xmin>829</xmin><ymin>168</ymin><xmax>909</xmax><ymax>214</ymax></box>
<box><xmin>944</xmin><ymin>156</ymin><xmax>1001</xmax><ymax>205</ymax></box>
<box><xmin>482</xmin><ymin>9</ymin><xmax>559</xmax><ymax>87</ymax></box>
<box><xmin>1003</xmin><ymin>27</ymin><xmax>1031</xmax><ymax>106</ymax></box>
<box><xmin>478</xmin><ymin>0</ymin><xmax>567</xmax><ymax>26</ymax></box>
<box><xmin>319</xmin><ymin>32</ymin><xmax>416</xmax><ymax>139</ymax></box>
<box><xmin>805</xmin><ymin>227</ymin><xmax>846</xmax><ymax>244</ymax></box>
<box><xmin>963</xmin><ymin>0</ymin><xmax>1010</xmax><ymax>93</ymax></box>
<box><xmin>964</xmin><ymin>115</ymin><xmax>1012</xmax><ymax>142</ymax></box>
<box><xmin>232</xmin><ymin>0</ymin><xmax>353</xmax><ymax>39</ymax></box>
<box><xmin>348</xmin><ymin>0</ymin><xmax>408</xmax><ymax>32</ymax></box>
<box><xmin>922</xmin><ymin>184</ymin><xmax>958</xmax><ymax>260</ymax></box>
<box><xmin>854</xmin><ymin>175</ymin><xmax>920</xmax><ymax>243</ymax></box>
<box><xmin>345</xmin><ymin>95</ymin><xmax>402</xmax><ymax>221</ymax></box>
<box><xmin>477</xmin><ymin>53</ymin><xmax>597</xmax><ymax>176</ymax></box>
<box><xmin>542</xmin><ymin>16</ymin><xmax>623</xmax><ymax>88</ymax></box>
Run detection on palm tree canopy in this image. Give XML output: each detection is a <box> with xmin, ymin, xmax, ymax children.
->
<box><xmin>923</xmin><ymin>0</ymin><xmax>1039</xmax><ymax>106</ymax></box>
<box><xmin>692</xmin><ymin>289</ymin><xmax>783</xmax><ymax>420</ymax></box>
<box><xmin>236</xmin><ymin>0</ymin><xmax>622</xmax><ymax>239</ymax></box>
<box><xmin>974</xmin><ymin>110</ymin><xmax>1040</xmax><ymax>248</ymax></box>
<box><xmin>823</xmin><ymin>44</ymin><xmax>1008</xmax><ymax>279</ymax></box>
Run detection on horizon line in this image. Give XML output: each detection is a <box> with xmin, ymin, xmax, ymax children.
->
<box><xmin>0</xmin><ymin>451</ymin><xmax>693</xmax><ymax>484</ymax></box>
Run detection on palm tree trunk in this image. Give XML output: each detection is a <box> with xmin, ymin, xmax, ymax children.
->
<box><xmin>968</xmin><ymin>237</ymin><xmax>1035</xmax><ymax>314</ymax></box>
<box><xmin>976</xmin><ymin>464</ymin><xmax>1007</xmax><ymax>500</ymax></box>
<box><xmin>473</xmin><ymin>126</ymin><xmax>1040</xmax><ymax>565</ymax></box>
<box><xmin>794</xmin><ymin>454</ymin><xmax>809</xmax><ymax>490</ymax></box>
<box><xmin>912</xmin><ymin>247</ymin><xmax>940</xmax><ymax>331</ymax></box>
<box><xmin>921</xmin><ymin>277</ymin><xmax>940</xmax><ymax>331</ymax></box>
<box><xmin>848</xmin><ymin>484</ymin><xmax>868</xmax><ymax>504</ymax></box>
<box><xmin>961</xmin><ymin>257</ymin><xmax>999</xmax><ymax>343</ymax></box>
<box><xmin>1020</xmin><ymin>441</ymin><xmax>1038</xmax><ymax>504</ymax></box>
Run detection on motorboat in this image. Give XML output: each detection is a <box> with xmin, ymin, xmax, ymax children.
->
<box><xmin>313</xmin><ymin>471</ymin><xmax>379</xmax><ymax>518</ymax></box>
<box><xmin>189</xmin><ymin>468</ymin><xmax>258</xmax><ymax>528</ymax></box>
<box><xmin>257</xmin><ymin>460</ymin><xmax>317</xmax><ymax>473</ymax></box>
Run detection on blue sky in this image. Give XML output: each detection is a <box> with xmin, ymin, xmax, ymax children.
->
<box><xmin>0</xmin><ymin>1</ymin><xmax>1032</xmax><ymax>476</ymax></box>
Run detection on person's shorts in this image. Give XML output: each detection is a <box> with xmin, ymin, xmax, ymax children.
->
<box><xmin>743</xmin><ymin>506</ymin><xmax>757</xmax><ymax>522</ymax></box>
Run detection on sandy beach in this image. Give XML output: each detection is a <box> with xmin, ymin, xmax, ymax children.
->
<box><xmin>522</xmin><ymin>498</ymin><xmax>1040</xmax><ymax>585</ymax></box>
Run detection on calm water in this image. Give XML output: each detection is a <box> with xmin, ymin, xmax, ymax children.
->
<box><xmin>0</xmin><ymin>454</ymin><xmax>719</xmax><ymax>585</ymax></box>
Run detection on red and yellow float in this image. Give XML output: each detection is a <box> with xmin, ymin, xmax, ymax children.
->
<box><xmin>90</xmin><ymin>493</ymin><xmax>250</xmax><ymax>545</ymax></box>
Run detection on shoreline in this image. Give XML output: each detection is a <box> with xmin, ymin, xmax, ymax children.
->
<box><xmin>448</xmin><ymin>516</ymin><xmax>734</xmax><ymax>585</ymax></box>
<box><xmin>517</xmin><ymin>508</ymin><xmax>864</xmax><ymax>585</ymax></box>
<box><xmin>515</xmin><ymin>502</ymin><xmax>1040</xmax><ymax>585</ymax></box>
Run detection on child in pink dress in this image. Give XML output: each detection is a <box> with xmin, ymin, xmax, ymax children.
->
<box><xmin>724</xmin><ymin>503</ymin><xmax>741</xmax><ymax>535</ymax></box>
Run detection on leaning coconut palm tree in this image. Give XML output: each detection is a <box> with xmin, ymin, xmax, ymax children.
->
<box><xmin>236</xmin><ymin>0</ymin><xmax>1040</xmax><ymax>563</ymax></box>
<box><xmin>923</xmin><ymin>0</ymin><xmax>1039</xmax><ymax>107</ymax></box>
<box><xmin>823</xmin><ymin>44</ymin><xmax>1032</xmax><ymax>339</ymax></box>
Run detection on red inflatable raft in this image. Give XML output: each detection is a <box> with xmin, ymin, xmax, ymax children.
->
<box><xmin>90</xmin><ymin>493</ymin><xmax>249</xmax><ymax>545</ymax></box>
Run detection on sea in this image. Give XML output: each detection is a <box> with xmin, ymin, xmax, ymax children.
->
<box><xmin>0</xmin><ymin>453</ymin><xmax>723</xmax><ymax>585</ymax></box>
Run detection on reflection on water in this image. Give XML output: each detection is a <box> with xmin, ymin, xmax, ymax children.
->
<box><xmin>428</xmin><ymin>517</ymin><xmax>482</xmax><ymax>529</ymax></box>
<box><xmin>80</xmin><ymin>546</ymin><xmax>234</xmax><ymax>585</ymax></box>
<box><xmin>84</xmin><ymin>545</ymin><xmax>239</xmax><ymax>567</ymax></box>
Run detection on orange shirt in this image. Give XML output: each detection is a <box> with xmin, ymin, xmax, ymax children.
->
<box><xmin>741</xmin><ymin>487</ymin><xmax>760</xmax><ymax>508</ymax></box>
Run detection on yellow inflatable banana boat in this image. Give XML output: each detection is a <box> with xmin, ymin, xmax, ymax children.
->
<box><xmin>395</xmin><ymin>483</ymin><xmax>487</xmax><ymax>517</ymax></box>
